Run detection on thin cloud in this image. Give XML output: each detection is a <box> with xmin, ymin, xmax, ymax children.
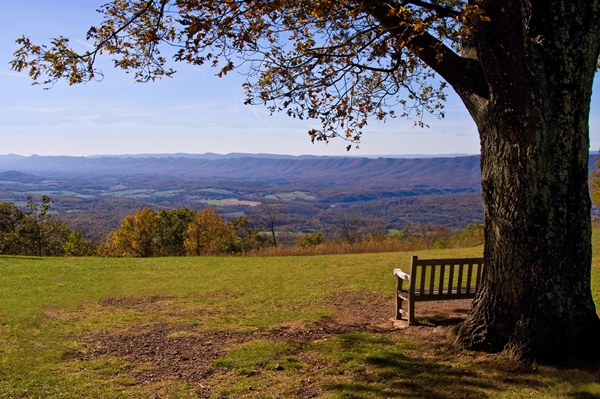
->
<box><xmin>172</xmin><ymin>101</ymin><xmax>228</xmax><ymax>111</ymax></box>
<box><xmin>234</xmin><ymin>96</ymin><xmax>267</xmax><ymax>118</ymax></box>
<box><xmin>0</xmin><ymin>70</ymin><xmax>28</xmax><ymax>78</ymax></box>
<box><xmin>63</xmin><ymin>115</ymin><xmax>100</xmax><ymax>122</ymax></box>
<box><xmin>74</xmin><ymin>39</ymin><xmax>95</xmax><ymax>49</ymax></box>
<box><xmin>21</xmin><ymin>107</ymin><xmax>65</xmax><ymax>114</ymax></box>
<box><xmin>113</xmin><ymin>112</ymin><xmax>153</xmax><ymax>118</ymax></box>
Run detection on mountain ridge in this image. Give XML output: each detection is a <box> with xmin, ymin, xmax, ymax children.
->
<box><xmin>0</xmin><ymin>153</ymin><xmax>596</xmax><ymax>190</ymax></box>
<box><xmin>0</xmin><ymin>154</ymin><xmax>482</xmax><ymax>189</ymax></box>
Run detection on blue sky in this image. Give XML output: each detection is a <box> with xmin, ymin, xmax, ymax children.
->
<box><xmin>1</xmin><ymin>1</ymin><xmax>599</xmax><ymax>157</ymax></box>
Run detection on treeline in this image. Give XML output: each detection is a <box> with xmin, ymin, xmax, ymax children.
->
<box><xmin>98</xmin><ymin>207</ymin><xmax>265</xmax><ymax>257</ymax></box>
<box><xmin>0</xmin><ymin>198</ymin><xmax>484</xmax><ymax>257</ymax></box>
<box><xmin>99</xmin><ymin>206</ymin><xmax>484</xmax><ymax>257</ymax></box>
<box><xmin>0</xmin><ymin>196</ymin><xmax>93</xmax><ymax>256</ymax></box>
<box><xmin>33</xmin><ymin>189</ymin><xmax>484</xmax><ymax>242</ymax></box>
<box><xmin>271</xmin><ymin>222</ymin><xmax>485</xmax><ymax>257</ymax></box>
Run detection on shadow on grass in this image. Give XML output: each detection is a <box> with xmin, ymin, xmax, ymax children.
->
<box><xmin>413</xmin><ymin>315</ymin><xmax>467</xmax><ymax>326</ymax></box>
<box><xmin>317</xmin><ymin>332</ymin><xmax>600</xmax><ymax>399</ymax></box>
<box><xmin>566</xmin><ymin>394</ymin><xmax>600</xmax><ymax>399</ymax></box>
<box><xmin>0</xmin><ymin>255</ymin><xmax>46</xmax><ymax>261</ymax></box>
<box><xmin>324</xmin><ymin>353</ymin><xmax>501</xmax><ymax>398</ymax></box>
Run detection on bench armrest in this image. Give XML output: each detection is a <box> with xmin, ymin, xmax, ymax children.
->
<box><xmin>393</xmin><ymin>268</ymin><xmax>410</xmax><ymax>280</ymax></box>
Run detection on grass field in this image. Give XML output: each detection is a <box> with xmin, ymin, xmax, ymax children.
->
<box><xmin>0</xmin><ymin>241</ymin><xmax>599</xmax><ymax>398</ymax></box>
<box><xmin>198</xmin><ymin>198</ymin><xmax>262</xmax><ymax>207</ymax></box>
<box><xmin>264</xmin><ymin>191</ymin><xmax>317</xmax><ymax>201</ymax></box>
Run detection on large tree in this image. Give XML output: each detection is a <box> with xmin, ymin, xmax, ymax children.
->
<box><xmin>105</xmin><ymin>207</ymin><xmax>161</xmax><ymax>257</ymax></box>
<box><xmin>11</xmin><ymin>0</ymin><xmax>600</xmax><ymax>363</ymax></box>
<box><xmin>184</xmin><ymin>207</ymin><xmax>236</xmax><ymax>255</ymax></box>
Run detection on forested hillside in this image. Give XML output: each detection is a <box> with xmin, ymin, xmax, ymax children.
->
<box><xmin>1</xmin><ymin>152</ymin><xmax>596</xmax><ymax>248</ymax></box>
<box><xmin>0</xmin><ymin>153</ymin><xmax>490</xmax><ymax>242</ymax></box>
<box><xmin>0</xmin><ymin>154</ymin><xmax>482</xmax><ymax>188</ymax></box>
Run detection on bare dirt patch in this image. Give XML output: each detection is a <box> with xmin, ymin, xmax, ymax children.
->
<box><xmin>403</xmin><ymin>297</ymin><xmax>473</xmax><ymax>326</ymax></box>
<box><xmin>75</xmin><ymin>292</ymin><xmax>471</xmax><ymax>396</ymax></box>
<box><xmin>99</xmin><ymin>295</ymin><xmax>174</xmax><ymax>309</ymax></box>
<box><xmin>80</xmin><ymin>325</ymin><xmax>254</xmax><ymax>385</ymax></box>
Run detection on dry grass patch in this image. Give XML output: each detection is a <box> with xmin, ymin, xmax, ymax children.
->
<box><xmin>55</xmin><ymin>292</ymin><xmax>600</xmax><ymax>399</ymax></box>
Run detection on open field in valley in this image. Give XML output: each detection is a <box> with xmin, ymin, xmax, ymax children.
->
<box><xmin>0</xmin><ymin>238</ymin><xmax>599</xmax><ymax>398</ymax></box>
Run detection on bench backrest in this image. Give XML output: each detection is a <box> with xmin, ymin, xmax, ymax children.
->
<box><xmin>409</xmin><ymin>255</ymin><xmax>484</xmax><ymax>299</ymax></box>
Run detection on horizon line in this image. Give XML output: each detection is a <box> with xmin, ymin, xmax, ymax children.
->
<box><xmin>1</xmin><ymin>151</ymin><xmax>480</xmax><ymax>158</ymax></box>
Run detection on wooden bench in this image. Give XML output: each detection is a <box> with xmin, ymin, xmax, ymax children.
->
<box><xmin>394</xmin><ymin>255</ymin><xmax>484</xmax><ymax>324</ymax></box>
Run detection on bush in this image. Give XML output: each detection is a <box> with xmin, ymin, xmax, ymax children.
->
<box><xmin>434</xmin><ymin>238</ymin><xmax>450</xmax><ymax>249</ymax></box>
<box><xmin>448</xmin><ymin>224</ymin><xmax>484</xmax><ymax>247</ymax></box>
<box><xmin>63</xmin><ymin>231</ymin><xmax>94</xmax><ymax>256</ymax></box>
<box><xmin>0</xmin><ymin>198</ymin><xmax>79</xmax><ymax>256</ymax></box>
<box><xmin>296</xmin><ymin>232</ymin><xmax>326</xmax><ymax>248</ymax></box>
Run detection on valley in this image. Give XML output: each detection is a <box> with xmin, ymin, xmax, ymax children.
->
<box><xmin>0</xmin><ymin>153</ymin><xmax>496</xmax><ymax>242</ymax></box>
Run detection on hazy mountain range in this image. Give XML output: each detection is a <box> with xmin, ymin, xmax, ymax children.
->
<box><xmin>2</xmin><ymin>152</ymin><xmax>595</xmax><ymax>238</ymax></box>
<box><xmin>1</xmin><ymin>151</ymin><xmax>597</xmax><ymax>191</ymax></box>
<box><xmin>84</xmin><ymin>152</ymin><xmax>474</xmax><ymax>160</ymax></box>
<box><xmin>0</xmin><ymin>153</ymin><xmax>483</xmax><ymax>189</ymax></box>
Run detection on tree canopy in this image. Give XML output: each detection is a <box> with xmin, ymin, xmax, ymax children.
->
<box><xmin>0</xmin><ymin>198</ymin><xmax>80</xmax><ymax>256</ymax></box>
<box><xmin>11</xmin><ymin>0</ymin><xmax>488</xmax><ymax>148</ymax></box>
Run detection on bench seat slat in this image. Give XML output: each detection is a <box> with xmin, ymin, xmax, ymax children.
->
<box><xmin>419</xmin><ymin>264</ymin><xmax>427</xmax><ymax>296</ymax></box>
<box><xmin>466</xmin><ymin>263</ymin><xmax>474</xmax><ymax>294</ymax></box>
<box><xmin>447</xmin><ymin>263</ymin><xmax>454</xmax><ymax>295</ymax></box>
<box><xmin>456</xmin><ymin>263</ymin><xmax>464</xmax><ymax>294</ymax></box>
<box><xmin>429</xmin><ymin>263</ymin><xmax>436</xmax><ymax>295</ymax></box>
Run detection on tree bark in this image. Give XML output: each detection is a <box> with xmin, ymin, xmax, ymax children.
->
<box><xmin>451</xmin><ymin>0</ymin><xmax>600</xmax><ymax>362</ymax></box>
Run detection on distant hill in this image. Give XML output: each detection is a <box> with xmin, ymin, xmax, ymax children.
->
<box><xmin>0</xmin><ymin>154</ymin><xmax>482</xmax><ymax>189</ymax></box>
<box><xmin>86</xmin><ymin>152</ymin><xmax>331</xmax><ymax>160</ymax></box>
<box><xmin>0</xmin><ymin>171</ymin><xmax>48</xmax><ymax>184</ymax></box>
<box><xmin>85</xmin><ymin>152</ymin><xmax>474</xmax><ymax>160</ymax></box>
<box><xmin>0</xmin><ymin>153</ymin><xmax>596</xmax><ymax>190</ymax></box>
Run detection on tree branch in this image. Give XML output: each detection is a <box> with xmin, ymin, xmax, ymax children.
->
<box><xmin>401</xmin><ymin>0</ymin><xmax>461</xmax><ymax>18</ymax></box>
<box><xmin>86</xmin><ymin>0</ymin><xmax>158</xmax><ymax>59</ymax></box>
<box><xmin>363</xmin><ymin>0</ymin><xmax>489</xmax><ymax>101</ymax></box>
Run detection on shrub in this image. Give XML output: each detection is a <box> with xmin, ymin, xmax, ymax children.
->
<box><xmin>296</xmin><ymin>232</ymin><xmax>326</xmax><ymax>248</ymax></box>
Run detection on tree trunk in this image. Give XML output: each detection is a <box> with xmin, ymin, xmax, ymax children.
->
<box><xmin>453</xmin><ymin>1</ymin><xmax>600</xmax><ymax>362</ymax></box>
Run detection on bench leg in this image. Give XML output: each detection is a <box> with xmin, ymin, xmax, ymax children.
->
<box><xmin>407</xmin><ymin>299</ymin><xmax>415</xmax><ymax>325</ymax></box>
<box><xmin>395</xmin><ymin>276</ymin><xmax>405</xmax><ymax>320</ymax></box>
<box><xmin>395</xmin><ymin>294</ymin><xmax>403</xmax><ymax>320</ymax></box>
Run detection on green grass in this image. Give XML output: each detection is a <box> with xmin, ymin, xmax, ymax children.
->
<box><xmin>265</xmin><ymin>191</ymin><xmax>316</xmax><ymax>200</ymax></box>
<box><xmin>0</xmin><ymin>180</ymin><xmax>33</xmax><ymax>185</ymax></box>
<box><xmin>198</xmin><ymin>198</ymin><xmax>261</xmax><ymax>207</ymax></box>
<box><xmin>15</xmin><ymin>189</ymin><xmax>95</xmax><ymax>199</ymax></box>
<box><xmin>102</xmin><ymin>189</ymin><xmax>156</xmax><ymax>198</ymax></box>
<box><xmin>196</xmin><ymin>188</ymin><xmax>235</xmax><ymax>195</ymax></box>
<box><xmin>0</xmin><ymin>242</ymin><xmax>599</xmax><ymax>398</ymax></box>
<box><xmin>153</xmin><ymin>190</ymin><xmax>185</xmax><ymax>197</ymax></box>
<box><xmin>0</xmin><ymin>251</ymin><xmax>435</xmax><ymax>326</ymax></box>
<box><xmin>213</xmin><ymin>341</ymin><xmax>298</xmax><ymax>374</ymax></box>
